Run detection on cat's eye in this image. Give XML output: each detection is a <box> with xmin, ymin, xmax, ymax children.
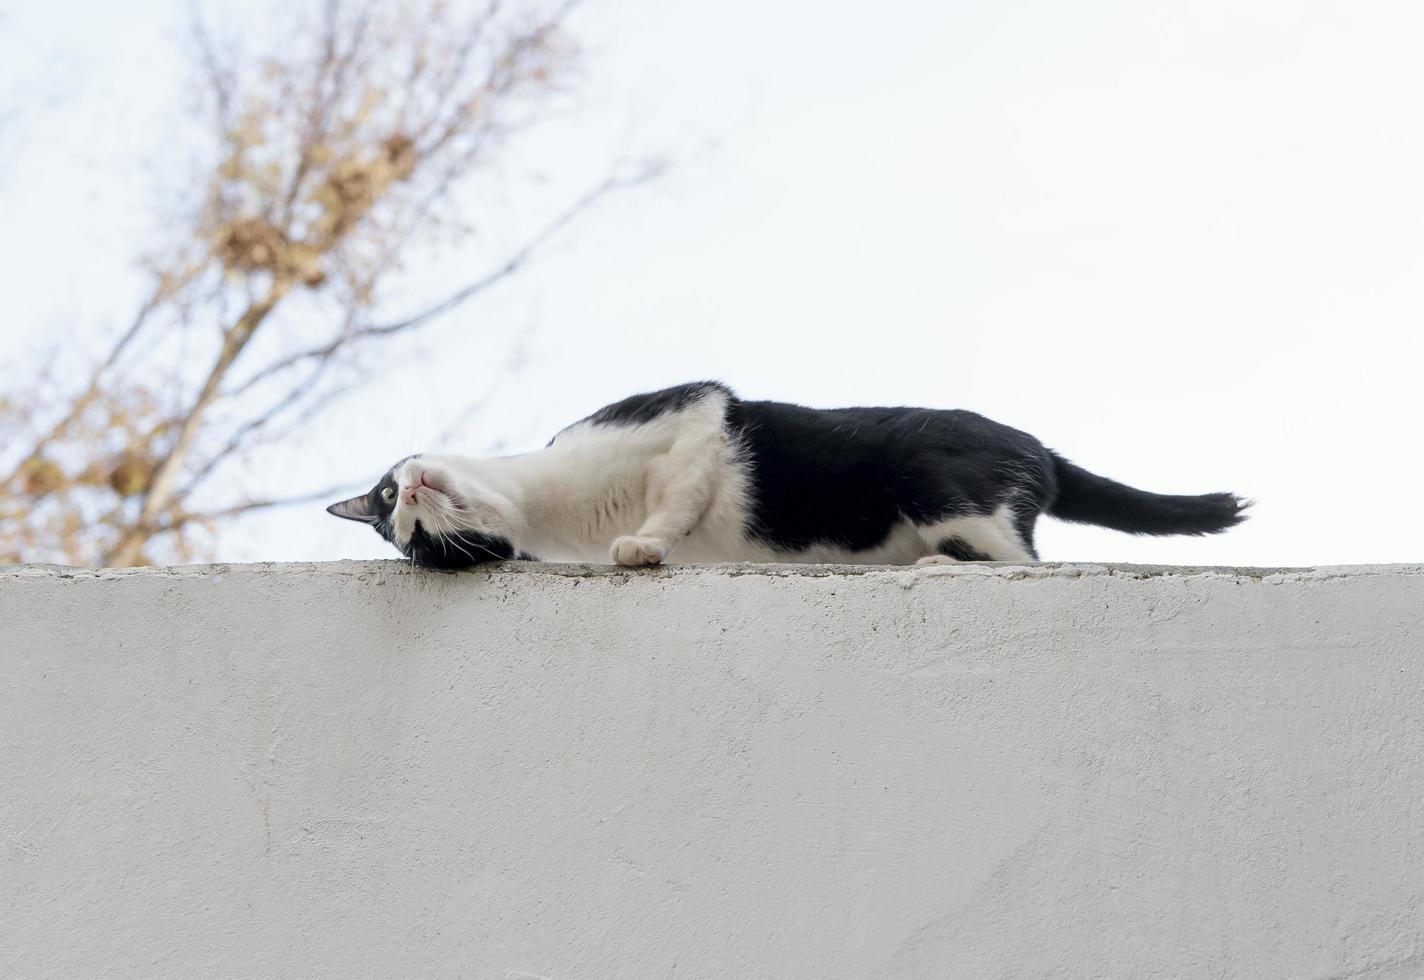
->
<box><xmin>381</xmin><ymin>486</ymin><xmax>397</xmax><ymax>504</ymax></box>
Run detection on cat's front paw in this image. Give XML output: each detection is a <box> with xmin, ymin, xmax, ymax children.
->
<box><xmin>611</xmin><ymin>535</ymin><xmax>667</xmax><ymax>567</ymax></box>
<box><xmin>914</xmin><ymin>554</ymin><xmax>959</xmax><ymax>566</ymax></box>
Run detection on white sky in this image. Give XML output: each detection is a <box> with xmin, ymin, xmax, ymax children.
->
<box><xmin>3</xmin><ymin>0</ymin><xmax>1422</xmax><ymax>567</ymax></box>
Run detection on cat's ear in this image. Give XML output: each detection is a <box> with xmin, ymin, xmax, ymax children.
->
<box><xmin>326</xmin><ymin>493</ymin><xmax>379</xmax><ymax>524</ymax></box>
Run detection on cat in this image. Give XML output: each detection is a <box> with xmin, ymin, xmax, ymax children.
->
<box><xmin>326</xmin><ymin>381</ymin><xmax>1247</xmax><ymax>569</ymax></box>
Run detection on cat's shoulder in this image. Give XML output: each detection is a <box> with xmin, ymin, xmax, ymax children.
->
<box><xmin>550</xmin><ymin>381</ymin><xmax>736</xmax><ymax>445</ymax></box>
<box><xmin>585</xmin><ymin>381</ymin><xmax>735</xmax><ymax>428</ymax></box>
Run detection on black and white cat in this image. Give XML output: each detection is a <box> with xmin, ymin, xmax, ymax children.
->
<box><xmin>327</xmin><ymin>381</ymin><xmax>1247</xmax><ymax>568</ymax></box>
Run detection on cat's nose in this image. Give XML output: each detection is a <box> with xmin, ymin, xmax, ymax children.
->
<box><xmin>403</xmin><ymin>471</ymin><xmax>441</xmax><ymax>506</ymax></box>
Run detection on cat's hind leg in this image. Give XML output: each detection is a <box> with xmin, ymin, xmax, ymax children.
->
<box><xmin>913</xmin><ymin>503</ymin><xmax>1036</xmax><ymax>563</ymax></box>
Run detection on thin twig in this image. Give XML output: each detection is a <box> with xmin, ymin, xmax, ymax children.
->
<box><xmin>430</xmin><ymin>322</ymin><xmax>532</xmax><ymax>448</ymax></box>
<box><xmin>225</xmin><ymin>168</ymin><xmax>648</xmax><ymax>398</ymax></box>
<box><xmin>160</xmin><ymin>481</ymin><xmax>361</xmax><ymax>531</ymax></box>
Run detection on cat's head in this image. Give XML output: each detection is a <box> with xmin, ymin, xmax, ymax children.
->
<box><xmin>325</xmin><ymin>454</ymin><xmax>516</xmax><ymax>569</ymax></box>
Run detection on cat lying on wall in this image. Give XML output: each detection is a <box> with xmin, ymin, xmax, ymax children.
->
<box><xmin>327</xmin><ymin>381</ymin><xmax>1246</xmax><ymax>569</ymax></box>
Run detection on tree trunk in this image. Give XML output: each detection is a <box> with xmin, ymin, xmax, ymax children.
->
<box><xmin>103</xmin><ymin>285</ymin><xmax>289</xmax><ymax>566</ymax></box>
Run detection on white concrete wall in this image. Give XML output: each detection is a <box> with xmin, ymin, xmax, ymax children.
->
<box><xmin>3</xmin><ymin>560</ymin><xmax>1423</xmax><ymax>979</ymax></box>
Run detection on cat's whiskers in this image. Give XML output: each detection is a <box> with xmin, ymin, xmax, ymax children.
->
<box><xmin>434</xmin><ymin>504</ymin><xmax>490</xmax><ymax>534</ymax></box>
<box><xmin>424</xmin><ymin>508</ymin><xmax>454</xmax><ymax>560</ymax></box>
<box><xmin>426</xmin><ymin>507</ymin><xmax>483</xmax><ymax>565</ymax></box>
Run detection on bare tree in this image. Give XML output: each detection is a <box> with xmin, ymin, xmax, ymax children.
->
<box><xmin>0</xmin><ymin>0</ymin><xmax>653</xmax><ymax>567</ymax></box>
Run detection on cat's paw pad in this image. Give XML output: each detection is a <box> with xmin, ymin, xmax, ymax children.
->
<box><xmin>611</xmin><ymin>535</ymin><xmax>667</xmax><ymax>567</ymax></box>
<box><xmin>914</xmin><ymin>555</ymin><xmax>959</xmax><ymax>566</ymax></box>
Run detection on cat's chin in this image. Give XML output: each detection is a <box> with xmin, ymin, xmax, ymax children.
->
<box><xmin>405</xmin><ymin>521</ymin><xmax>515</xmax><ymax>569</ymax></box>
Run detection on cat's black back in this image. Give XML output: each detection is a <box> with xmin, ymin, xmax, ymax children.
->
<box><xmin>727</xmin><ymin>397</ymin><xmax>1054</xmax><ymax>554</ymax></box>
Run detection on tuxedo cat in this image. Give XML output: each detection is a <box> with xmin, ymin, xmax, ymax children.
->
<box><xmin>327</xmin><ymin>381</ymin><xmax>1247</xmax><ymax>568</ymax></box>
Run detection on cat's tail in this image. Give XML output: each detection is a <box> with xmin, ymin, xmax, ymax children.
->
<box><xmin>1047</xmin><ymin>453</ymin><xmax>1249</xmax><ymax>536</ymax></box>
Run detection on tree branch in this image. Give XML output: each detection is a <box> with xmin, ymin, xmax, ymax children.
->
<box><xmin>178</xmin><ymin>362</ymin><xmax>337</xmax><ymax>497</ymax></box>
<box><xmin>430</xmin><ymin>323</ymin><xmax>532</xmax><ymax>448</ymax></box>
<box><xmin>166</xmin><ymin>482</ymin><xmax>360</xmax><ymax>529</ymax></box>
<box><xmin>190</xmin><ymin>8</ymin><xmax>234</xmax><ymax>129</ymax></box>
<box><xmin>180</xmin><ymin>363</ymin><xmax>368</xmax><ymax>499</ymax></box>
<box><xmin>225</xmin><ymin>167</ymin><xmax>654</xmax><ymax>399</ymax></box>
<box><xmin>2</xmin><ymin>283</ymin><xmax>165</xmax><ymax>487</ymax></box>
<box><xmin>141</xmin><ymin>481</ymin><xmax>364</xmax><ymax>544</ymax></box>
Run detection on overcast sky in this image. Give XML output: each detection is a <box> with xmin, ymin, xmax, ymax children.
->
<box><xmin>4</xmin><ymin>0</ymin><xmax>1422</xmax><ymax>568</ymax></box>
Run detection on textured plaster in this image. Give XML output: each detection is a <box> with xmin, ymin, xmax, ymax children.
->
<box><xmin>3</xmin><ymin>561</ymin><xmax>1423</xmax><ymax>978</ymax></box>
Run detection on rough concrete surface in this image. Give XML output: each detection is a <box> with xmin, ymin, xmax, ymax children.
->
<box><xmin>2</xmin><ymin>560</ymin><xmax>1423</xmax><ymax>979</ymax></box>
